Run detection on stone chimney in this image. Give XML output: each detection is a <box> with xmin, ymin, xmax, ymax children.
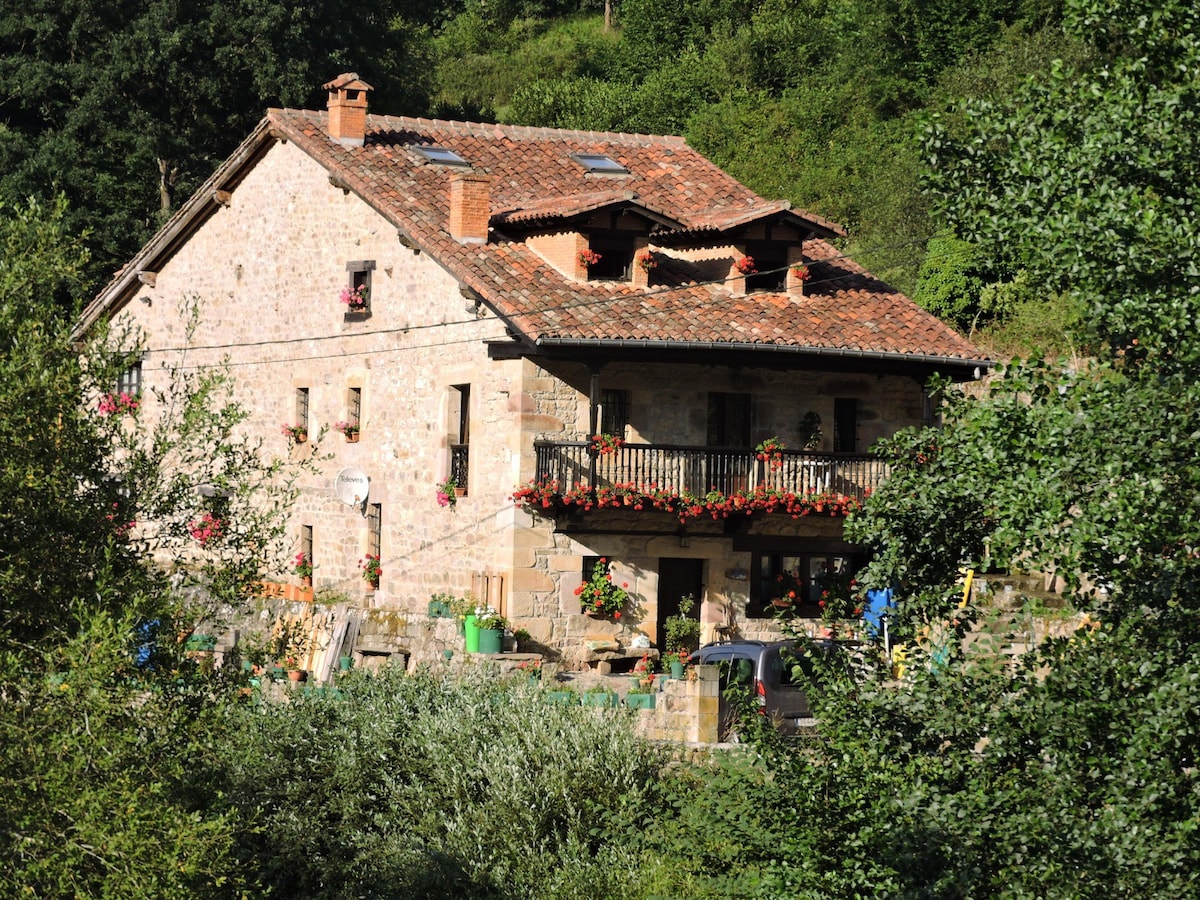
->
<box><xmin>448</xmin><ymin>172</ymin><xmax>491</xmax><ymax>244</ymax></box>
<box><xmin>323</xmin><ymin>73</ymin><xmax>374</xmax><ymax>147</ymax></box>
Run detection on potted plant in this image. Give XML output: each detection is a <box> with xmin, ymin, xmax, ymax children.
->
<box><xmin>770</xmin><ymin>568</ymin><xmax>804</xmax><ymax>611</ymax></box>
<box><xmin>590</xmin><ymin>433</ymin><xmax>624</xmax><ymax>456</ymax></box>
<box><xmin>636</xmin><ymin>251</ymin><xmax>658</xmax><ymax>273</ymax></box>
<box><xmin>281</xmin><ymin>422</ymin><xmax>308</xmax><ymax>443</ymax></box>
<box><xmin>436</xmin><ymin>476</ymin><xmax>458</xmax><ymax>508</ymax></box>
<box><xmin>734</xmin><ymin>255</ymin><xmax>757</xmax><ymax>275</ymax></box>
<box><xmin>625</xmin><ymin>676</ymin><xmax>656</xmax><ymax>709</ymax></box>
<box><xmin>663</xmin><ymin>593</ymin><xmax>701</xmax><ymax>675</ymax></box>
<box><xmin>755</xmin><ymin>437</ymin><xmax>785</xmax><ymax>469</ymax></box>
<box><xmin>292</xmin><ymin>551</ymin><xmax>314</xmax><ymax>587</ymax></box>
<box><xmin>578</xmin><ymin>248</ymin><xmax>602</xmax><ymax>267</ymax></box>
<box><xmin>340</xmin><ymin>284</ymin><xmax>368</xmax><ymax>310</ymax></box>
<box><xmin>582</xmin><ymin>687</ymin><xmax>619</xmax><ymax>708</ymax></box>
<box><xmin>334</xmin><ymin>420</ymin><xmax>360</xmax><ymax>442</ymax></box>
<box><xmin>573</xmin><ymin>557</ymin><xmax>630</xmax><ymax>620</ymax></box>
<box><xmin>545</xmin><ymin>685</ymin><xmax>579</xmax><ymax>705</ymax></box>
<box><xmin>474</xmin><ymin>610</ymin><xmax>507</xmax><ymax>654</ymax></box>
<box><xmin>791</xmin><ymin>263</ymin><xmax>812</xmax><ymax>282</ymax></box>
<box><xmin>360</xmin><ymin>554</ymin><xmax>382</xmax><ymax>590</ymax></box>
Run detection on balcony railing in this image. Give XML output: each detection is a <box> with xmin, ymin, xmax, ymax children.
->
<box><xmin>532</xmin><ymin>441</ymin><xmax>888</xmax><ymax>503</ymax></box>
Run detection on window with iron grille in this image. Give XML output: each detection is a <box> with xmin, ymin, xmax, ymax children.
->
<box><xmin>296</xmin><ymin>387</ymin><xmax>309</xmax><ymax>427</ymax></box>
<box><xmin>600</xmin><ymin>389</ymin><xmax>629</xmax><ymax>436</ymax></box>
<box><xmin>450</xmin><ymin>384</ymin><xmax>470</xmax><ymax>493</ymax></box>
<box><xmin>300</xmin><ymin>523</ymin><xmax>313</xmax><ymax>571</ymax></box>
<box><xmin>367</xmin><ymin>504</ymin><xmax>381</xmax><ymax>559</ymax></box>
<box><xmin>348</xmin><ymin>387</ymin><xmax>362</xmax><ymax>431</ymax></box>
<box><xmin>118</xmin><ymin>360</ymin><xmax>143</xmax><ymax>396</ymax></box>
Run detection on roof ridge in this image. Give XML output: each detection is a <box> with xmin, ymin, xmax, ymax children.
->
<box><xmin>359</xmin><ymin>111</ymin><xmax>689</xmax><ymax>147</ymax></box>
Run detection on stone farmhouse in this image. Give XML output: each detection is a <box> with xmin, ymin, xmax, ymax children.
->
<box><xmin>78</xmin><ymin>74</ymin><xmax>988</xmax><ymax>668</ymax></box>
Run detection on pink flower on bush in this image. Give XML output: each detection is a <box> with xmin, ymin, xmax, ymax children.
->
<box><xmin>97</xmin><ymin>392</ymin><xmax>139</xmax><ymax>416</ymax></box>
<box><xmin>189</xmin><ymin>512</ymin><xmax>223</xmax><ymax>547</ymax></box>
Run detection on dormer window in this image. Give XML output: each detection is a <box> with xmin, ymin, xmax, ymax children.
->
<box><xmin>744</xmin><ymin>245</ymin><xmax>787</xmax><ymax>293</ymax></box>
<box><xmin>412</xmin><ymin>145</ymin><xmax>470</xmax><ymax>167</ymax></box>
<box><xmin>571</xmin><ymin>153</ymin><xmax>629</xmax><ymax>175</ymax></box>
<box><xmin>584</xmin><ymin>235</ymin><xmax>634</xmax><ymax>282</ymax></box>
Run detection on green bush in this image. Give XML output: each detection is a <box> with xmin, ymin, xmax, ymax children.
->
<box><xmin>211</xmin><ymin>667</ymin><xmax>668</xmax><ymax>898</ymax></box>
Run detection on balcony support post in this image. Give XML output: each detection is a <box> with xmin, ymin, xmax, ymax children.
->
<box><xmin>587</xmin><ymin>365</ymin><xmax>601</xmax><ymax>488</ymax></box>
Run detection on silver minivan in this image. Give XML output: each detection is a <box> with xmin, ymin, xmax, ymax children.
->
<box><xmin>689</xmin><ymin>639</ymin><xmax>820</xmax><ymax>737</ymax></box>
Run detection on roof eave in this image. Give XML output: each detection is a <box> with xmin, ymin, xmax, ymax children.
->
<box><xmin>525</xmin><ymin>336</ymin><xmax>992</xmax><ymax>378</ymax></box>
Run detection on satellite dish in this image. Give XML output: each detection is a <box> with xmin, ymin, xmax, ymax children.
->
<box><xmin>334</xmin><ymin>468</ymin><xmax>370</xmax><ymax>506</ymax></box>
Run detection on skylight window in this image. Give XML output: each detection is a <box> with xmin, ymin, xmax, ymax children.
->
<box><xmin>412</xmin><ymin>145</ymin><xmax>470</xmax><ymax>167</ymax></box>
<box><xmin>571</xmin><ymin>153</ymin><xmax>629</xmax><ymax>175</ymax></box>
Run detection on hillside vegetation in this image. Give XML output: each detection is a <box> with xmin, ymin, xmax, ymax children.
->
<box><xmin>2</xmin><ymin>0</ymin><xmax>1076</xmax><ymax>351</ymax></box>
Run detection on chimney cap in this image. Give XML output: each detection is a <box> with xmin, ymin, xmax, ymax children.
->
<box><xmin>323</xmin><ymin>72</ymin><xmax>374</xmax><ymax>93</ymax></box>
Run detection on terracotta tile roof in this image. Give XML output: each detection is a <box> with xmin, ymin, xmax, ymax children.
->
<box><xmin>79</xmin><ymin>106</ymin><xmax>988</xmax><ymax>371</ymax></box>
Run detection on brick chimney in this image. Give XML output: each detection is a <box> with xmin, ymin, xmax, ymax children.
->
<box><xmin>323</xmin><ymin>73</ymin><xmax>374</xmax><ymax>147</ymax></box>
<box><xmin>448</xmin><ymin>173</ymin><xmax>491</xmax><ymax>244</ymax></box>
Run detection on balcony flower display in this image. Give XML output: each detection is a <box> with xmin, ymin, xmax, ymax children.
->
<box><xmin>578</xmin><ymin>248</ymin><xmax>602</xmax><ymax>267</ymax></box>
<box><xmin>513</xmin><ymin>479</ymin><xmax>862</xmax><ymax>526</ymax></box>
<box><xmin>590</xmin><ymin>433</ymin><xmax>624</xmax><ymax>456</ymax></box>
<box><xmin>340</xmin><ymin>285</ymin><xmax>368</xmax><ymax>310</ymax></box>
<box><xmin>574</xmin><ymin>557</ymin><xmax>629</xmax><ymax>619</ymax></box>
<box><xmin>734</xmin><ymin>255</ymin><xmax>757</xmax><ymax>275</ymax></box>
<box><xmin>281</xmin><ymin>422</ymin><xmax>308</xmax><ymax>442</ymax></box>
<box><xmin>755</xmin><ymin>437</ymin><xmax>785</xmax><ymax>469</ymax></box>
<box><xmin>334</xmin><ymin>420</ymin><xmax>360</xmax><ymax>441</ymax></box>
<box><xmin>361</xmin><ymin>554</ymin><xmax>382</xmax><ymax>589</ymax></box>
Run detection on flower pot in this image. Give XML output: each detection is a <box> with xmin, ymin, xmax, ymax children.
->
<box><xmin>625</xmin><ymin>693</ymin><xmax>655</xmax><ymax>710</ymax></box>
<box><xmin>546</xmin><ymin>691</ymin><xmax>578</xmax><ymax>705</ymax></box>
<box><xmin>287</xmin><ymin>669</ymin><xmax>306</xmax><ymax>682</ymax></box>
<box><xmin>464</xmin><ymin>615</ymin><xmax>480</xmax><ymax>652</ymax></box>
<box><xmin>339</xmin><ymin>655</ymin><xmax>353</xmax><ymax>671</ymax></box>
<box><xmin>670</xmin><ymin>660</ymin><xmax>685</xmax><ymax>679</ymax></box>
<box><xmin>477</xmin><ymin>627</ymin><xmax>503</xmax><ymax>654</ymax></box>
<box><xmin>582</xmin><ymin>691</ymin><xmax>618</xmax><ymax>708</ymax></box>
<box><xmin>345</xmin><ymin>433</ymin><xmax>359</xmax><ymax>443</ymax></box>
<box><xmin>301</xmin><ymin>576</ymin><xmax>312</xmax><ymax>588</ymax></box>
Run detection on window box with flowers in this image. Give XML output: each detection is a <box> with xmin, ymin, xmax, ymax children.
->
<box><xmin>574</xmin><ymin>557</ymin><xmax>630</xmax><ymax>619</ymax></box>
<box><xmin>340</xmin><ymin>285</ymin><xmax>369</xmax><ymax>311</ymax></box>
<box><xmin>361</xmin><ymin>554</ymin><xmax>382</xmax><ymax>590</ymax></box>
<box><xmin>334</xmin><ymin>421</ymin><xmax>360</xmax><ymax>442</ymax></box>
<box><xmin>636</xmin><ymin>251</ymin><xmax>658</xmax><ymax>273</ymax></box>
<box><xmin>734</xmin><ymin>255</ymin><xmax>757</xmax><ymax>275</ymax></box>
<box><xmin>791</xmin><ymin>263</ymin><xmax>812</xmax><ymax>283</ymax></box>
<box><xmin>281</xmin><ymin>422</ymin><xmax>308</xmax><ymax>443</ymax></box>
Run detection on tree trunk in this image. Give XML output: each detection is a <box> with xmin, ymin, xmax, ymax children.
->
<box><xmin>158</xmin><ymin>158</ymin><xmax>178</xmax><ymax>215</ymax></box>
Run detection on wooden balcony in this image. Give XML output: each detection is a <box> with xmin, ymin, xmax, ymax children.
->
<box><xmin>532</xmin><ymin>441</ymin><xmax>888</xmax><ymax>502</ymax></box>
